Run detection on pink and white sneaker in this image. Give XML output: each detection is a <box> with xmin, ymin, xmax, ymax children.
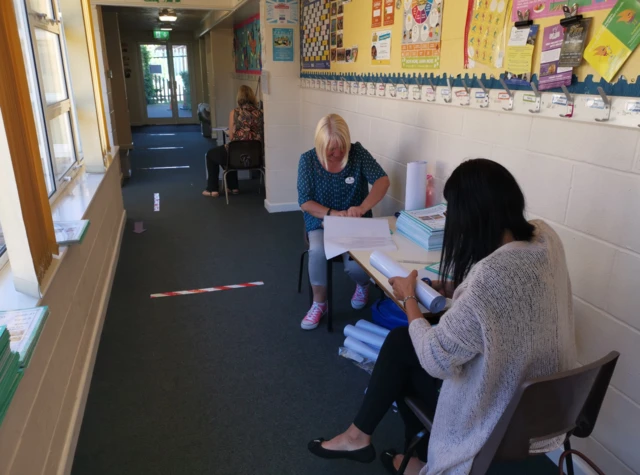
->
<box><xmin>301</xmin><ymin>301</ymin><xmax>328</xmax><ymax>330</ymax></box>
<box><xmin>351</xmin><ymin>284</ymin><xmax>370</xmax><ymax>310</ymax></box>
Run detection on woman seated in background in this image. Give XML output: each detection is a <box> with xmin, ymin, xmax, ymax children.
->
<box><xmin>297</xmin><ymin>114</ymin><xmax>390</xmax><ymax>330</ymax></box>
<box><xmin>202</xmin><ymin>85</ymin><xmax>263</xmax><ymax>197</ymax></box>
<box><xmin>308</xmin><ymin>159</ymin><xmax>576</xmax><ymax>474</ymax></box>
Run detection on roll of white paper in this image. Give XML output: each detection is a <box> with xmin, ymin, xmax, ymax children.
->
<box><xmin>355</xmin><ymin>320</ymin><xmax>391</xmax><ymax>338</ymax></box>
<box><xmin>370</xmin><ymin>251</ymin><xmax>447</xmax><ymax>313</ymax></box>
<box><xmin>344</xmin><ymin>325</ymin><xmax>386</xmax><ymax>349</ymax></box>
<box><xmin>405</xmin><ymin>161</ymin><xmax>428</xmax><ymax>211</ymax></box>
<box><xmin>344</xmin><ymin>337</ymin><xmax>380</xmax><ymax>361</ymax></box>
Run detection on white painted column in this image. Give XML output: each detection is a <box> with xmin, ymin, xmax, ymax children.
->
<box><xmin>0</xmin><ymin>109</ymin><xmax>40</xmax><ymax>298</ymax></box>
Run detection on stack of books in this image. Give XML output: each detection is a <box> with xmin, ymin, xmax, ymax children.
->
<box><xmin>0</xmin><ymin>326</ymin><xmax>22</xmax><ymax>425</ymax></box>
<box><xmin>396</xmin><ymin>204</ymin><xmax>447</xmax><ymax>251</ymax></box>
<box><xmin>0</xmin><ymin>307</ymin><xmax>50</xmax><ymax>369</ymax></box>
<box><xmin>54</xmin><ymin>220</ymin><xmax>90</xmax><ymax>246</ymax></box>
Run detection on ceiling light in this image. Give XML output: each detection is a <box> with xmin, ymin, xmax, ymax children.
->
<box><xmin>160</xmin><ymin>27</ymin><xmax>173</xmax><ymax>31</ymax></box>
<box><xmin>158</xmin><ymin>9</ymin><xmax>177</xmax><ymax>22</ymax></box>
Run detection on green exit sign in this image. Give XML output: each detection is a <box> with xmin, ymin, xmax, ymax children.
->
<box><xmin>153</xmin><ymin>30</ymin><xmax>170</xmax><ymax>40</ymax></box>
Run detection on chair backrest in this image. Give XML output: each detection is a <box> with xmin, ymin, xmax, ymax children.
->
<box><xmin>470</xmin><ymin>351</ymin><xmax>619</xmax><ymax>475</ymax></box>
<box><xmin>227</xmin><ymin>140</ymin><xmax>263</xmax><ymax>170</ymax></box>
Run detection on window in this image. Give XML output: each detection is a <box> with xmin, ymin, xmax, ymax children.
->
<box><xmin>16</xmin><ymin>0</ymin><xmax>82</xmax><ymax>197</ymax></box>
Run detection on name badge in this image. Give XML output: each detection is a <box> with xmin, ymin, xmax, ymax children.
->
<box><xmin>345</xmin><ymin>177</ymin><xmax>355</xmax><ymax>184</ymax></box>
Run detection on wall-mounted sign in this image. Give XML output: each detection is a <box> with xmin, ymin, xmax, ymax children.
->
<box><xmin>153</xmin><ymin>30</ymin><xmax>170</xmax><ymax>40</ymax></box>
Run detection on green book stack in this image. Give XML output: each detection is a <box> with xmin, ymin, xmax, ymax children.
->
<box><xmin>54</xmin><ymin>220</ymin><xmax>90</xmax><ymax>246</ymax></box>
<box><xmin>0</xmin><ymin>326</ymin><xmax>22</xmax><ymax>426</ymax></box>
<box><xmin>0</xmin><ymin>306</ymin><xmax>50</xmax><ymax>368</ymax></box>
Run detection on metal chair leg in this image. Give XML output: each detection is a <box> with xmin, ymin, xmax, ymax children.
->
<box><xmin>396</xmin><ymin>430</ymin><xmax>428</xmax><ymax>475</ymax></box>
<box><xmin>258</xmin><ymin>169</ymin><xmax>265</xmax><ymax>195</ymax></box>
<box><xmin>564</xmin><ymin>439</ymin><xmax>575</xmax><ymax>475</ymax></box>
<box><xmin>223</xmin><ymin>171</ymin><xmax>229</xmax><ymax>205</ymax></box>
<box><xmin>298</xmin><ymin>250</ymin><xmax>308</xmax><ymax>293</ymax></box>
<box><xmin>327</xmin><ymin>260</ymin><xmax>333</xmax><ymax>332</ymax></box>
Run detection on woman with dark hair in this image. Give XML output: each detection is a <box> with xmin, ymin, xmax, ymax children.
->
<box><xmin>308</xmin><ymin>159</ymin><xmax>576</xmax><ymax>474</ymax></box>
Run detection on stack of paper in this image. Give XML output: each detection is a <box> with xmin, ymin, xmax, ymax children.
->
<box><xmin>54</xmin><ymin>220</ymin><xmax>90</xmax><ymax>246</ymax></box>
<box><xmin>323</xmin><ymin>216</ymin><xmax>396</xmax><ymax>260</ymax></box>
<box><xmin>0</xmin><ymin>326</ymin><xmax>22</xmax><ymax>425</ymax></box>
<box><xmin>0</xmin><ymin>307</ymin><xmax>50</xmax><ymax>368</ymax></box>
<box><xmin>396</xmin><ymin>204</ymin><xmax>447</xmax><ymax>251</ymax></box>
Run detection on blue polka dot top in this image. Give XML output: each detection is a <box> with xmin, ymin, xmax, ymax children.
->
<box><xmin>297</xmin><ymin>142</ymin><xmax>388</xmax><ymax>232</ymax></box>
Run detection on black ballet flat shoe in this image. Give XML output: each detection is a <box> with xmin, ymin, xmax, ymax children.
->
<box><xmin>380</xmin><ymin>449</ymin><xmax>400</xmax><ymax>474</ymax></box>
<box><xmin>307</xmin><ymin>438</ymin><xmax>376</xmax><ymax>463</ymax></box>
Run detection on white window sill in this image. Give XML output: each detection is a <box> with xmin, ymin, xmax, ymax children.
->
<box><xmin>0</xmin><ymin>167</ymin><xmax>106</xmax><ymax>311</ymax></box>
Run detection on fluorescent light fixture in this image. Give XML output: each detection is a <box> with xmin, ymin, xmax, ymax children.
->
<box><xmin>160</xmin><ymin>27</ymin><xmax>173</xmax><ymax>31</ymax></box>
<box><xmin>158</xmin><ymin>9</ymin><xmax>177</xmax><ymax>22</ymax></box>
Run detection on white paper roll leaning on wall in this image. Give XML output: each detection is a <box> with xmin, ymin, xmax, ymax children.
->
<box><xmin>355</xmin><ymin>320</ymin><xmax>390</xmax><ymax>338</ymax></box>
<box><xmin>405</xmin><ymin>161</ymin><xmax>428</xmax><ymax>211</ymax></box>
<box><xmin>344</xmin><ymin>325</ymin><xmax>386</xmax><ymax>349</ymax></box>
<box><xmin>370</xmin><ymin>251</ymin><xmax>447</xmax><ymax>313</ymax></box>
<box><xmin>344</xmin><ymin>337</ymin><xmax>380</xmax><ymax>361</ymax></box>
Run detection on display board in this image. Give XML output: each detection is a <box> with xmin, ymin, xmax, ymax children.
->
<box><xmin>300</xmin><ymin>0</ymin><xmax>640</xmax><ymax>86</ymax></box>
<box><xmin>234</xmin><ymin>14</ymin><xmax>262</xmax><ymax>74</ymax></box>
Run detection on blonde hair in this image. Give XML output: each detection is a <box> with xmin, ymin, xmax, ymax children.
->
<box><xmin>314</xmin><ymin>114</ymin><xmax>351</xmax><ymax>168</ymax></box>
<box><xmin>237</xmin><ymin>85</ymin><xmax>257</xmax><ymax>107</ymax></box>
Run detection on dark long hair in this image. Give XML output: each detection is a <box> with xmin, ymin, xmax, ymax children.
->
<box><xmin>440</xmin><ymin>159</ymin><xmax>535</xmax><ymax>289</ymax></box>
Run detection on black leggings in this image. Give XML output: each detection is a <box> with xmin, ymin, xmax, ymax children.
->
<box><xmin>206</xmin><ymin>145</ymin><xmax>238</xmax><ymax>192</ymax></box>
<box><xmin>353</xmin><ymin>326</ymin><xmax>441</xmax><ymax>462</ymax></box>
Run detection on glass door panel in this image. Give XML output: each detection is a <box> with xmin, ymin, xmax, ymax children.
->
<box><xmin>140</xmin><ymin>44</ymin><xmax>173</xmax><ymax>120</ymax></box>
<box><xmin>171</xmin><ymin>44</ymin><xmax>193</xmax><ymax>119</ymax></box>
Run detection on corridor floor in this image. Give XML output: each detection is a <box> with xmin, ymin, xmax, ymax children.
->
<box><xmin>71</xmin><ymin>125</ymin><xmax>557</xmax><ymax>475</ymax></box>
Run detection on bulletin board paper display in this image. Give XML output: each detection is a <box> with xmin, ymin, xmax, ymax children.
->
<box><xmin>511</xmin><ymin>0</ymin><xmax>613</xmax><ymax>22</ymax></box>
<box><xmin>465</xmin><ymin>0</ymin><xmax>512</xmax><ymax>68</ymax></box>
<box><xmin>584</xmin><ymin>0</ymin><xmax>640</xmax><ymax>82</ymax></box>
<box><xmin>267</xmin><ymin>0</ymin><xmax>299</xmax><ymax>24</ymax></box>
<box><xmin>234</xmin><ymin>14</ymin><xmax>262</xmax><ymax>74</ymax></box>
<box><xmin>401</xmin><ymin>0</ymin><xmax>444</xmax><ymax>69</ymax></box>
<box><xmin>372</xmin><ymin>29</ymin><xmax>393</xmax><ymax>64</ymax></box>
<box><xmin>302</xmin><ymin>0</ymin><xmax>331</xmax><ymax>69</ymax></box>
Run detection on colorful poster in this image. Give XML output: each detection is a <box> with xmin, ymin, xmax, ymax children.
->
<box><xmin>301</xmin><ymin>0</ymin><xmax>330</xmax><ymax>69</ymax></box>
<box><xmin>233</xmin><ymin>14</ymin><xmax>261</xmax><ymax>74</ymax></box>
<box><xmin>465</xmin><ymin>0</ymin><xmax>512</xmax><ymax>68</ymax></box>
<box><xmin>511</xmin><ymin>0</ymin><xmax>613</xmax><ymax>22</ymax></box>
<box><xmin>273</xmin><ymin>28</ymin><xmax>294</xmax><ymax>61</ymax></box>
<box><xmin>384</xmin><ymin>0</ymin><xmax>395</xmax><ymax>25</ymax></box>
<box><xmin>539</xmin><ymin>24</ymin><xmax>572</xmax><ymax>90</ymax></box>
<box><xmin>266</xmin><ymin>0</ymin><xmax>299</xmax><ymax>24</ymax></box>
<box><xmin>559</xmin><ymin>18</ymin><xmax>592</xmax><ymax>67</ymax></box>
<box><xmin>504</xmin><ymin>24</ymin><xmax>539</xmax><ymax>84</ymax></box>
<box><xmin>371</xmin><ymin>29</ymin><xmax>392</xmax><ymax>64</ymax></box>
<box><xmin>372</xmin><ymin>0</ymin><xmax>383</xmax><ymax>27</ymax></box>
<box><xmin>584</xmin><ymin>0</ymin><xmax>640</xmax><ymax>82</ymax></box>
<box><xmin>401</xmin><ymin>0</ymin><xmax>443</xmax><ymax>69</ymax></box>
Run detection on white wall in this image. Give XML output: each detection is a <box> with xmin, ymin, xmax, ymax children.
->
<box><xmin>294</xmin><ymin>89</ymin><xmax>640</xmax><ymax>474</ymax></box>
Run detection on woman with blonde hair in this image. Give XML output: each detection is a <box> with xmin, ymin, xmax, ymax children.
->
<box><xmin>203</xmin><ymin>85</ymin><xmax>264</xmax><ymax>197</ymax></box>
<box><xmin>297</xmin><ymin>114</ymin><xmax>390</xmax><ymax>330</ymax></box>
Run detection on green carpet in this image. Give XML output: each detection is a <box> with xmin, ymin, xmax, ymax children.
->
<box><xmin>71</xmin><ymin>126</ymin><xmax>558</xmax><ymax>475</ymax></box>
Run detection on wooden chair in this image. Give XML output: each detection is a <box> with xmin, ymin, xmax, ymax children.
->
<box><xmin>396</xmin><ymin>351</ymin><xmax>620</xmax><ymax>475</ymax></box>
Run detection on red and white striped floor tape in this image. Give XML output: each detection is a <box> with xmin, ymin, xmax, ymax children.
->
<box><xmin>150</xmin><ymin>281</ymin><xmax>264</xmax><ymax>299</ymax></box>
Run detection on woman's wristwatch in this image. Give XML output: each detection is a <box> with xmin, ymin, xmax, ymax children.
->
<box><xmin>401</xmin><ymin>295</ymin><xmax>419</xmax><ymax>308</ymax></box>
<box><xmin>326</xmin><ymin>208</ymin><xmax>332</xmax><ymax>217</ymax></box>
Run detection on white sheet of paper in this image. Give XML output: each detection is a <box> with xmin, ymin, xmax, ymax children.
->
<box><xmin>323</xmin><ymin>216</ymin><xmax>396</xmax><ymax>260</ymax></box>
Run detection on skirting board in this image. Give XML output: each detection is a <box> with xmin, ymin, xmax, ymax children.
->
<box><xmin>264</xmin><ymin>199</ymin><xmax>300</xmax><ymax>213</ymax></box>
<box><xmin>58</xmin><ymin>209</ymin><xmax>126</xmax><ymax>475</ymax></box>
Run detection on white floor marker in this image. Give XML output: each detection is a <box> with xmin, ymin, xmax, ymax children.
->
<box><xmin>139</xmin><ymin>166</ymin><xmax>190</xmax><ymax>170</ymax></box>
<box><xmin>154</xmin><ymin>193</ymin><xmax>160</xmax><ymax>211</ymax></box>
<box><xmin>146</xmin><ymin>146</ymin><xmax>184</xmax><ymax>150</ymax></box>
<box><xmin>151</xmin><ymin>281</ymin><xmax>264</xmax><ymax>298</ymax></box>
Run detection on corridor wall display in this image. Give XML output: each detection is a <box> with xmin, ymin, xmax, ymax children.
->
<box><xmin>302</xmin><ymin>0</ymin><xmax>331</xmax><ymax>68</ymax></box>
<box><xmin>401</xmin><ymin>0</ymin><xmax>444</xmax><ymax>69</ymax></box>
<box><xmin>273</xmin><ymin>28</ymin><xmax>295</xmax><ymax>61</ymax></box>
<box><xmin>511</xmin><ymin>0</ymin><xmax>614</xmax><ymax>22</ymax></box>
<box><xmin>234</xmin><ymin>14</ymin><xmax>262</xmax><ymax>74</ymax></box>
<box><xmin>464</xmin><ymin>0</ymin><xmax>512</xmax><ymax>68</ymax></box>
<box><xmin>266</xmin><ymin>0</ymin><xmax>300</xmax><ymax>24</ymax></box>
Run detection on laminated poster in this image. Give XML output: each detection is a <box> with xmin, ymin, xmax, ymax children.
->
<box><xmin>401</xmin><ymin>0</ymin><xmax>443</xmax><ymax>69</ymax></box>
<box><xmin>511</xmin><ymin>0</ymin><xmax>613</xmax><ymax>22</ymax></box>
<box><xmin>273</xmin><ymin>28</ymin><xmax>294</xmax><ymax>61</ymax></box>
<box><xmin>373</xmin><ymin>0</ymin><xmax>395</xmax><ymax>27</ymax></box>
<box><xmin>384</xmin><ymin>0</ymin><xmax>395</xmax><ymax>25</ymax></box>
<box><xmin>504</xmin><ymin>24</ymin><xmax>539</xmax><ymax>85</ymax></box>
<box><xmin>558</xmin><ymin>18</ymin><xmax>592</xmax><ymax>67</ymax></box>
<box><xmin>465</xmin><ymin>0</ymin><xmax>512</xmax><ymax>68</ymax></box>
<box><xmin>372</xmin><ymin>29</ymin><xmax>392</xmax><ymax>65</ymax></box>
<box><xmin>266</xmin><ymin>0</ymin><xmax>299</xmax><ymax>24</ymax></box>
<box><xmin>372</xmin><ymin>0</ymin><xmax>383</xmax><ymax>27</ymax></box>
<box><xmin>584</xmin><ymin>0</ymin><xmax>640</xmax><ymax>82</ymax></box>
<box><xmin>539</xmin><ymin>24</ymin><xmax>573</xmax><ymax>90</ymax></box>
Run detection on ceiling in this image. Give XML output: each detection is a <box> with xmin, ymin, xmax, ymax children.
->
<box><xmin>103</xmin><ymin>6</ymin><xmax>213</xmax><ymax>33</ymax></box>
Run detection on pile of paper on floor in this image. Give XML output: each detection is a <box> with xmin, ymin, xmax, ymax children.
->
<box><xmin>341</xmin><ymin>320</ymin><xmax>391</xmax><ymax>362</ymax></box>
<box><xmin>0</xmin><ymin>306</ymin><xmax>50</xmax><ymax>369</ymax></box>
<box><xmin>396</xmin><ymin>204</ymin><xmax>447</xmax><ymax>251</ymax></box>
<box><xmin>0</xmin><ymin>326</ymin><xmax>22</xmax><ymax>425</ymax></box>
